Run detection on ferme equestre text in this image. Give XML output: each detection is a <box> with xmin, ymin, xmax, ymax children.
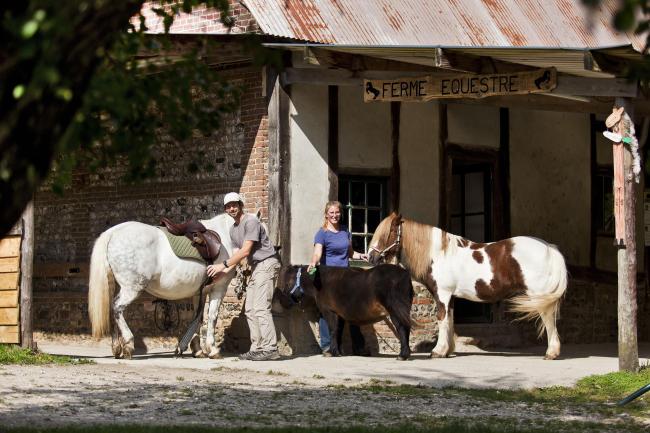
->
<box><xmin>364</xmin><ymin>67</ymin><xmax>556</xmax><ymax>102</ymax></box>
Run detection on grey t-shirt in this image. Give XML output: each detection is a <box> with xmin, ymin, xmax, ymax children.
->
<box><xmin>230</xmin><ymin>214</ymin><xmax>276</xmax><ymax>263</ymax></box>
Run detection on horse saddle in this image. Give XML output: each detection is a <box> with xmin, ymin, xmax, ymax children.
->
<box><xmin>160</xmin><ymin>217</ymin><xmax>222</xmax><ymax>263</ymax></box>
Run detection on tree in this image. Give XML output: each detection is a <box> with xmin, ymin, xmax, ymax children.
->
<box><xmin>0</xmin><ymin>1</ymin><xmax>260</xmax><ymax>236</ymax></box>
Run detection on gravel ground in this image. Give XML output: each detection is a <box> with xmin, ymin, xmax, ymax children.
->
<box><xmin>0</xmin><ymin>360</ymin><xmax>648</xmax><ymax>431</ymax></box>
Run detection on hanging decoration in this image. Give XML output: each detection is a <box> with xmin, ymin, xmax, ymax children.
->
<box><xmin>603</xmin><ymin>106</ymin><xmax>641</xmax><ymax>246</ymax></box>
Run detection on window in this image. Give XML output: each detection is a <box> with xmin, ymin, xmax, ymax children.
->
<box><xmin>338</xmin><ymin>176</ymin><xmax>388</xmax><ymax>254</ymax></box>
<box><xmin>594</xmin><ymin>169</ymin><xmax>614</xmax><ymax>236</ymax></box>
<box><xmin>450</xmin><ymin>162</ymin><xmax>493</xmax><ymax>242</ymax></box>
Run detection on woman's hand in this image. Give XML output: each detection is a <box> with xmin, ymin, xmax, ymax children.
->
<box><xmin>307</xmin><ymin>263</ymin><xmax>317</xmax><ymax>272</ymax></box>
<box><xmin>352</xmin><ymin>251</ymin><xmax>368</xmax><ymax>261</ymax></box>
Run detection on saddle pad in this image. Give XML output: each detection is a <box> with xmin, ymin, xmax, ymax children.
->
<box><xmin>158</xmin><ymin>227</ymin><xmax>205</xmax><ymax>262</ymax></box>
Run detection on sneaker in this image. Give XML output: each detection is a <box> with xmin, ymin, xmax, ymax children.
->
<box><xmin>250</xmin><ymin>350</ymin><xmax>281</xmax><ymax>361</ymax></box>
<box><xmin>238</xmin><ymin>350</ymin><xmax>260</xmax><ymax>360</ymax></box>
<box><xmin>322</xmin><ymin>350</ymin><xmax>333</xmax><ymax>358</ymax></box>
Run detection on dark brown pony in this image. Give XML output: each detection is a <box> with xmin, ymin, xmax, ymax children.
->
<box><xmin>279</xmin><ymin>264</ymin><xmax>414</xmax><ymax>360</ymax></box>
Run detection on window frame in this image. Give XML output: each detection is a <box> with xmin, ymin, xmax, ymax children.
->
<box><xmin>338</xmin><ymin>175</ymin><xmax>389</xmax><ymax>255</ymax></box>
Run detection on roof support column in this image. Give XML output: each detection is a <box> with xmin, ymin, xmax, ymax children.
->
<box><xmin>615</xmin><ymin>97</ymin><xmax>639</xmax><ymax>372</ymax></box>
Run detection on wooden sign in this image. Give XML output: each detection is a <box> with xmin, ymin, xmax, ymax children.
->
<box><xmin>364</xmin><ymin>68</ymin><xmax>557</xmax><ymax>102</ymax></box>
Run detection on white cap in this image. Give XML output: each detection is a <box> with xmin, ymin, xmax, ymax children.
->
<box><xmin>223</xmin><ymin>192</ymin><xmax>243</xmax><ymax>206</ymax></box>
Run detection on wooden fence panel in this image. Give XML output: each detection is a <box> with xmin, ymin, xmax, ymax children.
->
<box><xmin>0</xmin><ymin>325</ymin><xmax>19</xmax><ymax>344</ymax></box>
<box><xmin>0</xmin><ymin>234</ymin><xmax>21</xmax><ymax>344</ymax></box>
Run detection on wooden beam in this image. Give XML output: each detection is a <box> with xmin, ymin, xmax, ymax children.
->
<box><xmin>301</xmin><ymin>48</ymin><xmax>439</xmax><ymax>73</ymax></box>
<box><xmin>390</xmin><ymin>102</ymin><xmax>401</xmax><ymax>212</ymax></box>
<box><xmin>616</xmin><ymin>98</ymin><xmax>639</xmax><ymax>372</ymax></box>
<box><xmin>283</xmin><ymin>68</ymin><xmax>639</xmax><ymax>98</ymax></box>
<box><xmin>267</xmin><ymin>68</ymin><xmax>282</xmax><ymax>248</ymax></box>
<box><xmin>20</xmin><ymin>201</ymin><xmax>34</xmax><ymax>350</ymax></box>
<box><xmin>553</xmin><ymin>76</ymin><xmax>637</xmax><ymax>98</ymax></box>
<box><xmin>328</xmin><ymin>86</ymin><xmax>339</xmax><ymax>201</ymax></box>
<box><xmin>455</xmin><ymin>93</ymin><xmax>650</xmax><ymax>117</ymax></box>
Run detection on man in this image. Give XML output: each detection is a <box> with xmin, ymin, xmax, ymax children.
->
<box><xmin>207</xmin><ymin>192</ymin><xmax>281</xmax><ymax>361</ymax></box>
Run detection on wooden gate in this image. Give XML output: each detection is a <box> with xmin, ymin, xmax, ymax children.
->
<box><xmin>0</xmin><ymin>227</ymin><xmax>21</xmax><ymax>343</ymax></box>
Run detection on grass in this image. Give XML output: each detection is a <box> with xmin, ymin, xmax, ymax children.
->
<box><xmin>266</xmin><ymin>369</ymin><xmax>289</xmax><ymax>376</ymax></box>
<box><xmin>357</xmin><ymin>366</ymin><xmax>650</xmax><ymax>417</ymax></box>
<box><xmin>0</xmin><ymin>344</ymin><xmax>94</xmax><ymax>365</ymax></box>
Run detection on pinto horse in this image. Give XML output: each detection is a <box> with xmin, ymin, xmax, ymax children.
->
<box><xmin>368</xmin><ymin>213</ymin><xmax>568</xmax><ymax>360</ymax></box>
<box><xmin>279</xmin><ymin>264</ymin><xmax>414</xmax><ymax>360</ymax></box>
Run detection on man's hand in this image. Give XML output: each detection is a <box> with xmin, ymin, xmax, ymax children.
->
<box><xmin>207</xmin><ymin>263</ymin><xmax>226</xmax><ymax>277</ymax></box>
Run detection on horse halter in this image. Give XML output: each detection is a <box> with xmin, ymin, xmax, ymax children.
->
<box><xmin>369</xmin><ymin>222</ymin><xmax>402</xmax><ymax>260</ymax></box>
<box><xmin>288</xmin><ymin>267</ymin><xmax>305</xmax><ymax>304</ymax></box>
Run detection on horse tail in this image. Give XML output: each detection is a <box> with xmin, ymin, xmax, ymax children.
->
<box><xmin>88</xmin><ymin>230</ymin><xmax>115</xmax><ymax>338</ymax></box>
<box><xmin>508</xmin><ymin>244</ymin><xmax>567</xmax><ymax>337</ymax></box>
<box><xmin>392</xmin><ymin>272</ymin><xmax>417</xmax><ymax>329</ymax></box>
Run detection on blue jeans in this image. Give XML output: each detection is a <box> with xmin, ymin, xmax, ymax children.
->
<box><xmin>319</xmin><ymin>316</ymin><xmax>331</xmax><ymax>351</ymax></box>
<box><xmin>319</xmin><ymin>315</ymin><xmax>366</xmax><ymax>353</ymax></box>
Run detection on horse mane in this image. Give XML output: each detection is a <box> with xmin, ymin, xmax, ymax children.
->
<box><xmin>400</xmin><ymin>217</ymin><xmax>434</xmax><ymax>282</ymax></box>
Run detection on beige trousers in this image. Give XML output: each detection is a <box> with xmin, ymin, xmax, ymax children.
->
<box><xmin>245</xmin><ymin>256</ymin><xmax>280</xmax><ymax>352</ymax></box>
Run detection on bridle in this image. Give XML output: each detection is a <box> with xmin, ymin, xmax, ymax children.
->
<box><xmin>288</xmin><ymin>267</ymin><xmax>304</xmax><ymax>304</ymax></box>
<box><xmin>369</xmin><ymin>222</ymin><xmax>402</xmax><ymax>260</ymax></box>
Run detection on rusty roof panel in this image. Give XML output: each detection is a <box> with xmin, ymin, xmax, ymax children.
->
<box><xmin>243</xmin><ymin>0</ymin><xmax>644</xmax><ymax>51</ymax></box>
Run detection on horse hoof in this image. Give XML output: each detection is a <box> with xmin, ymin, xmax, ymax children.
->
<box><xmin>544</xmin><ymin>353</ymin><xmax>559</xmax><ymax>360</ymax></box>
<box><xmin>122</xmin><ymin>346</ymin><xmax>134</xmax><ymax>360</ymax></box>
<box><xmin>208</xmin><ymin>351</ymin><xmax>223</xmax><ymax>359</ymax></box>
<box><xmin>430</xmin><ymin>352</ymin><xmax>448</xmax><ymax>359</ymax></box>
<box><xmin>112</xmin><ymin>344</ymin><xmax>123</xmax><ymax>359</ymax></box>
<box><xmin>193</xmin><ymin>350</ymin><xmax>207</xmax><ymax>358</ymax></box>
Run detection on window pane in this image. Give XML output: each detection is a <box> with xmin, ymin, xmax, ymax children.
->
<box><xmin>451</xmin><ymin>216</ymin><xmax>462</xmax><ymax>236</ymax></box>
<box><xmin>339</xmin><ymin>180</ymin><xmax>349</xmax><ymax>206</ymax></box>
<box><xmin>465</xmin><ymin>172</ymin><xmax>484</xmax><ymax>214</ymax></box>
<box><xmin>367</xmin><ymin>182</ymin><xmax>381</xmax><ymax>207</ymax></box>
<box><xmin>367</xmin><ymin>209</ymin><xmax>381</xmax><ymax>233</ymax></box>
<box><xmin>352</xmin><ymin>235</ymin><xmax>365</xmax><ymax>253</ymax></box>
<box><xmin>451</xmin><ymin>174</ymin><xmax>462</xmax><ymax>214</ymax></box>
<box><xmin>339</xmin><ymin>206</ymin><xmax>350</xmax><ymax>227</ymax></box>
<box><xmin>351</xmin><ymin>182</ymin><xmax>365</xmax><ymax>206</ymax></box>
<box><xmin>466</xmin><ymin>214</ymin><xmax>485</xmax><ymax>242</ymax></box>
<box><xmin>351</xmin><ymin>209</ymin><xmax>365</xmax><ymax>233</ymax></box>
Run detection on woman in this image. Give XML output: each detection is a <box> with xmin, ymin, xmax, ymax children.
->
<box><xmin>307</xmin><ymin>200</ymin><xmax>369</xmax><ymax>356</ymax></box>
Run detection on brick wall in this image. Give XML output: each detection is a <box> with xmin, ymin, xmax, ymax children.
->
<box><xmin>33</xmin><ymin>40</ymin><xmax>270</xmax><ymax>348</ymax></box>
<box><xmin>140</xmin><ymin>1</ymin><xmax>261</xmax><ymax>35</ymax></box>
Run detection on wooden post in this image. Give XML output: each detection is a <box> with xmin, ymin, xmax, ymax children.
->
<box><xmin>390</xmin><ymin>101</ymin><xmax>401</xmax><ymax>212</ymax></box>
<box><xmin>614</xmin><ymin>97</ymin><xmax>639</xmax><ymax>372</ymax></box>
<box><xmin>20</xmin><ymin>201</ymin><xmax>35</xmax><ymax>350</ymax></box>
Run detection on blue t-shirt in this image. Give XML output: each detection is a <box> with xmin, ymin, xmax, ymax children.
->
<box><xmin>314</xmin><ymin>227</ymin><xmax>351</xmax><ymax>267</ymax></box>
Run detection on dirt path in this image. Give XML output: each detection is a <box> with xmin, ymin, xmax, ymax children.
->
<box><xmin>0</xmin><ymin>363</ymin><xmax>637</xmax><ymax>431</ymax></box>
<box><xmin>1</xmin><ymin>340</ymin><xmax>649</xmax><ymax>431</ymax></box>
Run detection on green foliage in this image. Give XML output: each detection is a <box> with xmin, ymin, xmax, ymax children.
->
<box><xmin>0</xmin><ymin>344</ymin><xmax>94</xmax><ymax>365</ymax></box>
<box><xmin>0</xmin><ymin>1</ymin><xmax>280</xmax><ymax>235</ymax></box>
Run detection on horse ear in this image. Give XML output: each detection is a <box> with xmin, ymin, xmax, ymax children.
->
<box><xmin>393</xmin><ymin>213</ymin><xmax>402</xmax><ymax>225</ymax></box>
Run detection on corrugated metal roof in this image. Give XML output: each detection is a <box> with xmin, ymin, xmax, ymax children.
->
<box><xmin>243</xmin><ymin>0</ymin><xmax>645</xmax><ymax>51</ymax></box>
